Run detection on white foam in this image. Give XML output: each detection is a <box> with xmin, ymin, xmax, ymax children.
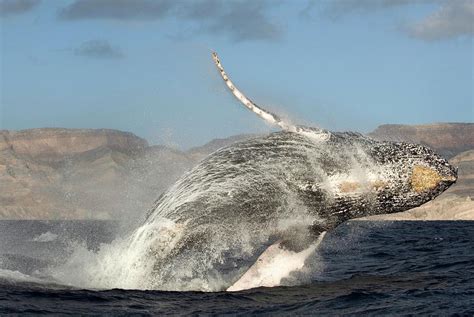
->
<box><xmin>0</xmin><ymin>269</ymin><xmax>45</xmax><ymax>284</ymax></box>
<box><xmin>50</xmin><ymin>218</ymin><xmax>187</xmax><ymax>290</ymax></box>
<box><xmin>32</xmin><ymin>232</ymin><xmax>58</xmax><ymax>243</ymax></box>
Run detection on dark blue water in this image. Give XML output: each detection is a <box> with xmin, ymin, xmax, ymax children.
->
<box><xmin>0</xmin><ymin>220</ymin><xmax>473</xmax><ymax>315</ymax></box>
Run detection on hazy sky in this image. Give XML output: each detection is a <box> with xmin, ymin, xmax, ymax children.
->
<box><xmin>1</xmin><ymin>0</ymin><xmax>473</xmax><ymax>148</ymax></box>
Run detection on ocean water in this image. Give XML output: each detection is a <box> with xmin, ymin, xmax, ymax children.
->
<box><xmin>0</xmin><ymin>220</ymin><xmax>472</xmax><ymax>315</ymax></box>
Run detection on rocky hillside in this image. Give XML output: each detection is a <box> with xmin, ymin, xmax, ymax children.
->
<box><xmin>448</xmin><ymin>150</ymin><xmax>474</xmax><ymax>197</ymax></box>
<box><xmin>0</xmin><ymin>123</ymin><xmax>472</xmax><ymax>220</ymax></box>
<box><xmin>0</xmin><ymin>129</ymin><xmax>192</xmax><ymax>221</ymax></box>
<box><xmin>0</xmin><ymin>128</ymin><xmax>147</xmax><ymax>160</ymax></box>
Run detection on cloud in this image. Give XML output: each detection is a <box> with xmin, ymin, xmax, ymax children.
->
<box><xmin>300</xmin><ymin>0</ymin><xmax>443</xmax><ymax>21</ymax></box>
<box><xmin>58</xmin><ymin>0</ymin><xmax>281</xmax><ymax>42</ymax></box>
<box><xmin>320</xmin><ymin>0</ymin><xmax>438</xmax><ymax>18</ymax></box>
<box><xmin>59</xmin><ymin>0</ymin><xmax>173</xmax><ymax>20</ymax></box>
<box><xmin>309</xmin><ymin>0</ymin><xmax>472</xmax><ymax>41</ymax></box>
<box><xmin>181</xmin><ymin>0</ymin><xmax>281</xmax><ymax>42</ymax></box>
<box><xmin>406</xmin><ymin>0</ymin><xmax>474</xmax><ymax>40</ymax></box>
<box><xmin>74</xmin><ymin>40</ymin><xmax>123</xmax><ymax>59</ymax></box>
<box><xmin>0</xmin><ymin>0</ymin><xmax>40</xmax><ymax>17</ymax></box>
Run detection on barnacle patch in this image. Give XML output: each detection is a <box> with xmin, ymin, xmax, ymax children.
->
<box><xmin>411</xmin><ymin>165</ymin><xmax>441</xmax><ymax>193</ymax></box>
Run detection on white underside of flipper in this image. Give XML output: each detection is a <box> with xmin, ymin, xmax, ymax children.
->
<box><xmin>212</xmin><ymin>52</ymin><xmax>330</xmax><ymax>142</ymax></box>
<box><xmin>227</xmin><ymin>231</ymin><xmax>326</xmax><ymax>292</ymax></box>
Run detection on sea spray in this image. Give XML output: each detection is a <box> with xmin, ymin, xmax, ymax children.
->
<box><xmin>51</xmin><ymin>218</ymin><xmax>186</xmax><ymax>290</ymax></box>
<box><xmin>49</xmin><ymin>136</ymin><xmax>382</xmax><ymax>291</ymax></box>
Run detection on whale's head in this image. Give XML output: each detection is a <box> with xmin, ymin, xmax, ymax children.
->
<box><xmin>369</xmin><ymin>141</ymin><xmax>457</xmax><ymax>213</ymax></box>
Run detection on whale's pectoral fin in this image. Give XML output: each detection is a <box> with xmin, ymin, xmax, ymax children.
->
<box><xmin>212</xmin><ymin>52</ymin><xmax>285</xmax><ymax>128</ymax></box>
<box><xmin>212</xmin><ymin>52</ymin><xmax>331</xmax><ymax>142</ymax></box>
<box><xmin>227</xmin><ymin>231</ymin><xmax>326</xmax><ymax>292</ymax></box>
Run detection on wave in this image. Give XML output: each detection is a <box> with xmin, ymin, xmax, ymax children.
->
<box><xmin>0</xmin><ymin>269</ymin><xmax>46</xmax><ymax>285</ymax></box>
<box><xmin>32</xmin><ymin>232</ymin><xmax>58</xmax><ymax>243</ymax></box>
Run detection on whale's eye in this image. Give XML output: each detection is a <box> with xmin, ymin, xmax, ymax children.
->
<box><xmin>410</xmin><ymin>165</ymin><xmax>441</xmax><ymax>193</ymax></box>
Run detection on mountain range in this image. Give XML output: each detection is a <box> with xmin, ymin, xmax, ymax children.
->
<box><xmin>1</xmin><ymin>123</ymin><xmax>472</xmax><ymax>220</ymax></box>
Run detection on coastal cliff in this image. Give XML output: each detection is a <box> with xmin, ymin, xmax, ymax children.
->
<box><xmin>0</xmin><ymin>128</ymin><xmax>148</xmax><ymax>160</ymax></box>
<box><xmin>0</xmin><ymin>129</ymin><xmax>191</xmax><ymax>220</ymax></box>
<box><xmin>0</xmin><ymin>123</ymin><xmax>472</xmax><ymax>220</ymax></box>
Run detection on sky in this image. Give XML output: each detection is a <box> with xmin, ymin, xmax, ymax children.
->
<box><xmin>0</xmin><ymin>0</ymin><xmax>473</xmax><ymax>148</ymax></box>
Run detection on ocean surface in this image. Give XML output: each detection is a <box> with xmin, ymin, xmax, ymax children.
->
<box><xmin>0</xmin><ymin>220</ymin><xmax>473</xmax><ymax>315</ymax></box>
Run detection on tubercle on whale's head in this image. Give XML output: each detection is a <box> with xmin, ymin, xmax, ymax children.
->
<box><xmin>368</xmin><ymin>141</ymin><xmax>457</xmax><ymax>212</ymax></box>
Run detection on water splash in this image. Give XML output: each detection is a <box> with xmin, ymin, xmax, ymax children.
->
<box><xmin>32</xmin><ymin>232</ymin><xmax>58</xmax><ymax>243</ymax></box>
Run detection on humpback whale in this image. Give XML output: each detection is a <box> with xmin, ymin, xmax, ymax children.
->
<box><xmin>131</xmin><ymin>52</ymin><xmax>457</xmax><ymax>292</ymax></box>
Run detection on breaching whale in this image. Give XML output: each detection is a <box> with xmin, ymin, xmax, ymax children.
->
<box><xmin>131</xmin><ymin>52</ymin><xmax>457</xmax><ymax>292</ymax></box>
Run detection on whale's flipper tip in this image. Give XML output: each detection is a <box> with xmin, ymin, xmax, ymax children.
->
<box><xmin>211</xmin><ymin>51</ymin><xmax>330</xmax><ymax>143</ymax></box>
